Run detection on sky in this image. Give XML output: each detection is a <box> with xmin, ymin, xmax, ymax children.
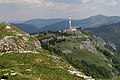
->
<box><xmin>0</xmin><ymin>0</ymin><xmax>120</xmax><ymax>22</ymax></box>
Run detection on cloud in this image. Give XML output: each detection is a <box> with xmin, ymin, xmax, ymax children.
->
<box><xmin>0</xmin><ymin>0</ymin><xmax>44</xmax><ymax>5</ymax></box>
<box><xmin>52</xmin><ymin>0</ymin><xmax>82</xmax><ymax>4</ymax></box>
<box><xmin>100</xmin><ymin>0</ymin><xmax>117</xmax><ymax>7</ymax></box>
<box><xmin>82</xmin><ymin>0</ymin><xmax>92</xmax><ymax>3</ymax></box>
<box><xmin>109</xmin><ymin>0</ymin><xmax>117</xmax><ymax>6</ymax></box>
<box><xmin>0</xmin><ymin>0</ymin><xmax>118</xmax><ymax>8</ymax></box>
<box><xmin>0</xmin><ymin>0</ymin><xmax>71</xmax><ymax>10</ymax></box>
<box><xmin>0</xmin><ymin>0</ymin><xmax>119</xmax><ymax>21</ymax></box>
<box><xmin>82</xmin><ymin>0</ymin><xmax>118</xmax><ymax>7</ymax></box>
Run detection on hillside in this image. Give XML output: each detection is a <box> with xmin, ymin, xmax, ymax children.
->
<box><xmin>0</xmin><ymin>22</ymin><xmax>41</xmax><ymax>52</ymax></box>
<box><xmin>86</xmin><ymin>22</ymin><xmax>120</xmax><ymax>54</ymax></box>
<box><xmin>0</xmin><ymin>22</ymin><xmax>93</xmax><ymax>80</ymax></box>
<box><xmin>0</xmin><ymin>50</ymin><xmax>87</xmax><ymax>80</ymax></box>
<box><xmin>35</xmin><ymin>29</ymin><xmax>120</xmax><ymax>79</ymax></box>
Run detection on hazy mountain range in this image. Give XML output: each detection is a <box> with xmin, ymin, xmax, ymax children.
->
<box><xmin>11</xmin><ymin>23</ymin><xmax>39</xmax><ymax>34</ymax></box>
<box><xmin>11</xmin><ymin>14</ymin><xmax>120</xmax><ymax>34</ymax></box>
<box><xmin>24</xmin><ymin>18</ymin><xmax>66</xmax><ymax>29</ymax></box>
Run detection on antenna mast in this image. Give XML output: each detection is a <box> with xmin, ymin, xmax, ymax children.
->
<box><xmin>69</xmin><ymin>13</ymin><xmax>72</xmax><ymax>28</ymax></box>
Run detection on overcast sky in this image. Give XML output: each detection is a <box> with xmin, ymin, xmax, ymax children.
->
<box><xmin>0</xmin><ymin>0</ymin><xmax>120</xmax><ymax>21</ymax></box>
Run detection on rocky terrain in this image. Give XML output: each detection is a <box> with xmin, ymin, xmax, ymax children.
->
<box><xmin>0</xmin><ymin>22</ymin><xmax>41</xmax><ymax>53</ymax></box>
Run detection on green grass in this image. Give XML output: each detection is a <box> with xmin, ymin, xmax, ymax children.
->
<box><xmin>54</xmin><ymin>42</ymin><xmax>113</xmax><ymax>71</ymax></box>
<box><xmin>0</xmin><ymin>50</ymin><xmax>84</xmax><ymax>80</ymax></box>
<box><xmin>0</xmin><ymin>22</ymin><xmax>41</xmax><ymax>52</ymax></box>
<box><xmin>36</xmin><ymin>30</ymin><xmax>118</xmax><ymax>79</ymax></box>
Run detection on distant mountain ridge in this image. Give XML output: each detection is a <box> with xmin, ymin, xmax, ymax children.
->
<box><xmin>39</xmin><ymin>20</ymin><xmax>69</xmax><ymax>32</ymax></box>
<box><xmin>24</xmin><ymin>18</ymin><xmax>66</xmax><ymax>28</ymax></box>
<box><xmin>24</xmin><ymin>14</ymin><xmax>120</xmax><ymax>32</ymax></box>
<box><xmin>41</xmin><ymin>14</ymin><xmax>120</xmax><ymax>31</ymax></box>
<box><xmin>10</xmin><ymin>14</ymin><xmax>120</xmax><ymax>34</ymax></box>
<box><xmin>11</xmin><ymin>23</ymin><xmax>39</xmax><ymax>34</ymax></box>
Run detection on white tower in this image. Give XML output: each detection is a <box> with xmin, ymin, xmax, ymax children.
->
<box><xmin>69</xmin><ymin>14</ymin><xmax>72</xmax><ymax>29</ymax></box>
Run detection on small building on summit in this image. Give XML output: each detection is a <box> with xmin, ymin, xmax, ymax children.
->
<box><xmin>68</xmin><ymin>27</ymin><xmax>78</xmax><ymax>32</ymax></box>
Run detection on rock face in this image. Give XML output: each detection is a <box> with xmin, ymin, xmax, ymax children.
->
<box><xmin>0</xmin><ymin>22</ymin><xmax>41</xmax><ymax>52</ymax></box>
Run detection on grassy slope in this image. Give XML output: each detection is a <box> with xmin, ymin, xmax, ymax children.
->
<box><xmin>48</xmin><ymin>31</ymin><xmax>113</xmax><ymax>70</ymax></box>
<box><xmin>53</xmin><ymin>37</ymin><xmax>113</xmax><ymax>71</ymax></box>
<box><xmin>0</xmin><ymin>22</ymin><xmax>41</xmax><ymax>51</ymax></box>
<box><xmin>0</xmin><ymin>23</ymin><xmax>25</xmax><ymax>39</ymax></box>
<box><xmin>36</xmin><ymin>30</ymin><xmax>118</xmax><ymax>79</ymax></box>
<box><xmin>0</xmin><ymin>50</ymin><xmax>83</xmax><ymax>80</ymax></box>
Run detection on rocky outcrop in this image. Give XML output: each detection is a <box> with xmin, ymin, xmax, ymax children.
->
<box><xmin>0</xmin><ymin>22</ymin><xmax>41</xmax><ymax>52</ymax></box>
<box><xmin>68</xmin><ymin>66</ymin><xmax>95</xmax><ymax>80</ymax></box>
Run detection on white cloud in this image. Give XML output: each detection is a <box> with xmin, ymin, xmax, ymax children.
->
<box><xmin>0</xmin><ymin>0</ymin><xmax>119</xmax><ymax>21</ymax></box>
<box><xmin>0</xmin><ymin>0</ymin><xmax>44</xmax><ymax>5</ymax></box>
<box><xmin>109</xmin><ymin>0</ymin><xmax>117</xmax><ymax>6</ymax></box>
<box><xmin>82</xmin><ymin>0</ymin><xmax>92</xmax><ymax>3</ymax></box>
<box><xmin>0</xmin><ymin>0</ymin><xmax>69</xmax><ymax>9</ymax></box>
<box><xmin>0</xmin><ymin>0</ymin><xmax>118</xmax><ymax>8</ymax></box>
<box><xmin>100</xmin><ymin>0</ymin><xmax>117</xmax><ymax>7</ymax></box>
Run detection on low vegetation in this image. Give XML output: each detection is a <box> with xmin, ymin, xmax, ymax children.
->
<box><xmin>0</xmin><ymin>50</ymin><xmax>84</xmax><ymax>80</ymax></box>
<box><xmin>35</xmin><ymin>30</ymin><xmax>120</xmax><ymax>79</ymax></box>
